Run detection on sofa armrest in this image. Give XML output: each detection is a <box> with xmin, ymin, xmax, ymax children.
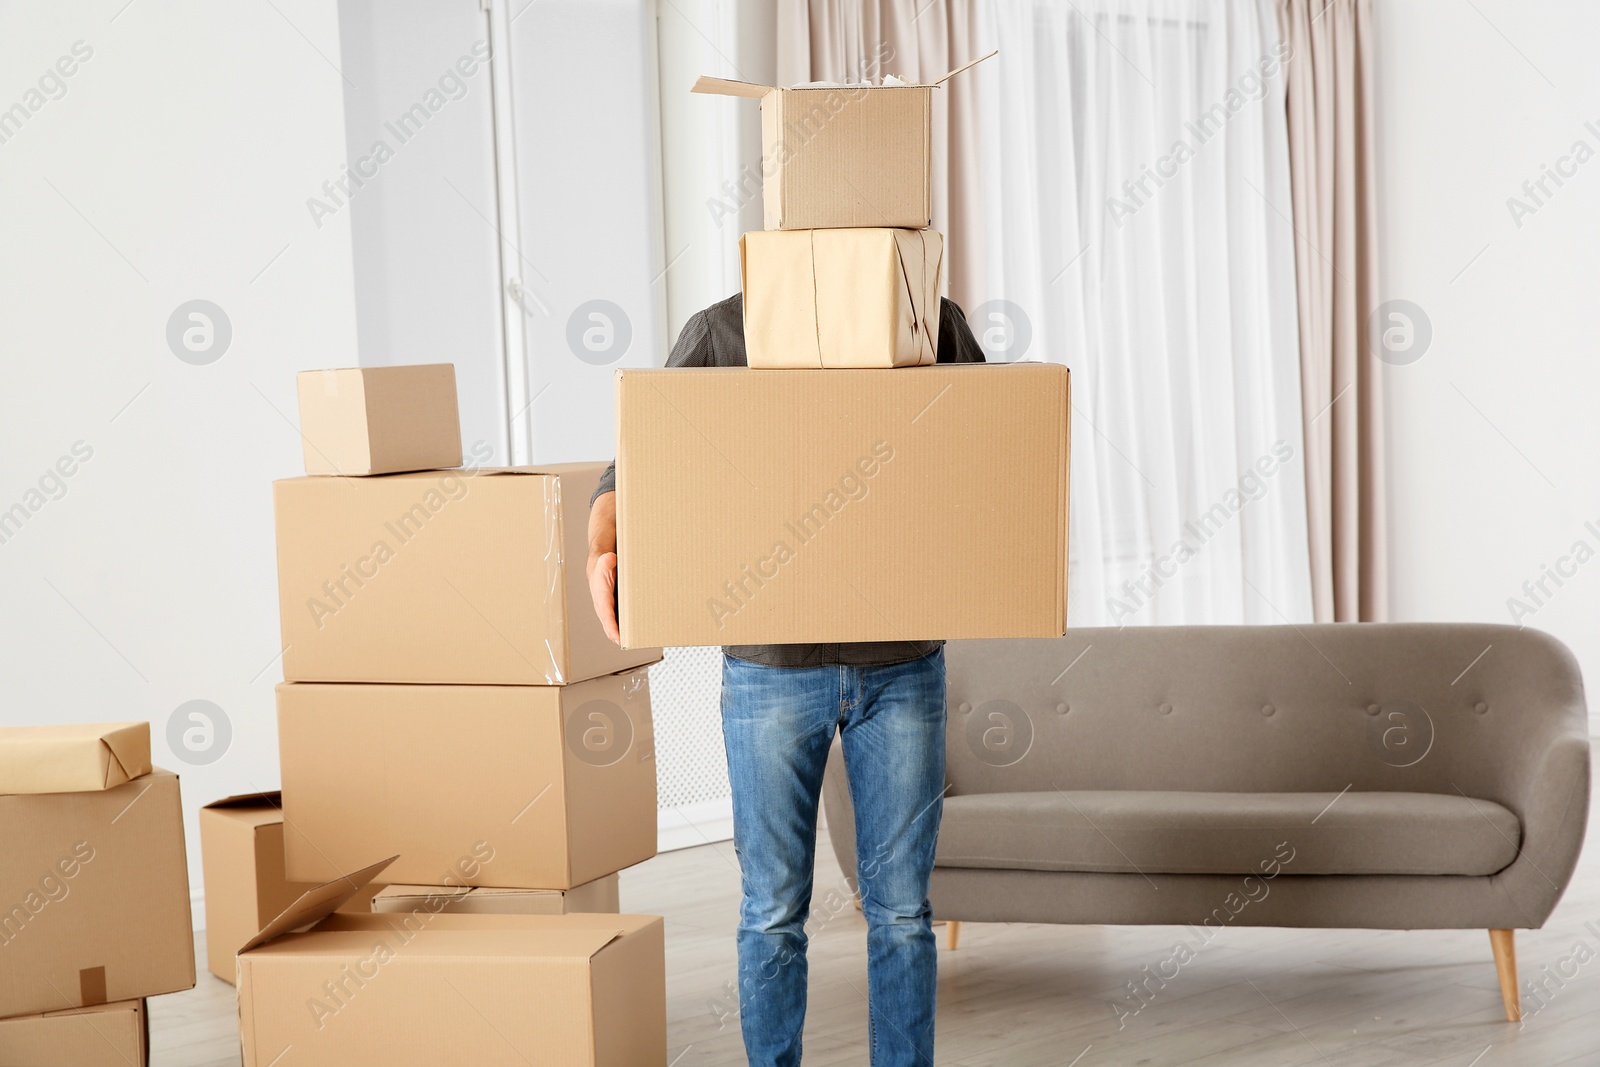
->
<box><xmin>1490</xmin><ymin>730</ymin><xmax>1591</xmax><ymax>927</ymax></box>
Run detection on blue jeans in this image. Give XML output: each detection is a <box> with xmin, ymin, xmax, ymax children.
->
<box><xmin>720</xmin><ymin>649</ymin><xmax>947</xmax><ymax>1067</ymax></box>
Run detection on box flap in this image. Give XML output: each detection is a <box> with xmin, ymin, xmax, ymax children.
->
<box><xmin>931</xmin><ymin>49</ymin><xmax>998</xmax><ymax>86</ymax></box>
<box><xmin>200</xmin><ymin>790</ymin><xmax>281</xmax><ymax>812</ymax></box>
<box><xmin>239</xmin><ymin>856</ymin><xmax>395</xmax><ymax>954</ymax></box>
<box><xmin>99</xmin><ymin>723</ymin><xmax>149</xmax><ymax>787</ymax></box>
<box><xmin>691</xmin><ymin>75</ymin><xmax>771</xmax><ymax>98</ymax></box>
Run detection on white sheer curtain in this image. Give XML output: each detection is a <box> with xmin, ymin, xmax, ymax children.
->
<box><xmin>977</xmin><ymin>0</ymin><xmax>1313</xmax><ymax>626</ymax></box>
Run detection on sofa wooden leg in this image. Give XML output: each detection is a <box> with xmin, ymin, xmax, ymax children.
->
<box><xmin>947</xmin><ymin>920</ymin><xmax>961</xmax><ymax>950</ymax></box>
<box><xmin>1489</xmin><ymin>928</ymin><xmax>1520</xmax><ymax>1022</ymax></box>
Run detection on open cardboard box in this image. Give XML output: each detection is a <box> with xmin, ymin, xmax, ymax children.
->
<box><xmin>200</xmin><ymin>792</ymin><xmax>319</xmax><ymax>984</ymax></box>
<box><xmin>693</xmin><ymin>50</ymin><xmax>995</xmax><ymax>229</ymax></box>
<box><xmin>237</xmin><ymin>858</ymin><xmax>666</xmax><ymax>1067</ymax></box>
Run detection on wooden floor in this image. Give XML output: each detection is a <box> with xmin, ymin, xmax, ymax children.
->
<box><xmin>156</xmin><ymin>756</ymin><xmax>1600</xmax><ymax>1065</ymax></box>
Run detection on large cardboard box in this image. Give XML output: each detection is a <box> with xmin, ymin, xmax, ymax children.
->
<box><xmin>278</xmin><ymin>665</ymin><xmax>657</xmax><ymax>889</ymax></box>
<box><xmin>0</xmin><ymin>769</ymin><xmax>195</xmax><ymax>1018</ymax></box>
<box><xmin>372</xmin><ymin>874</ymin><xmax>620</xmax><ymax>917</ymax></box>
<box><xmin>237</xmin><ymin>859</ymin><xmax>667</xmax><ymax>1067</ymax></box>
<box><xmin>615</xmin><ymin>363</ymin><xmax>1070</xmax><ymax>647</ymax></box>
<box><xmin>0</xmin><ymin>999</ymin><xmax>148</xmax><ymax>1066</ymax></box>
<box><xmin>741</xmin><ymin>228</ymin><xmax>943</xmax><ymax>368</ymax></box>
<box><xmin>0</xmin><ymin>721</ymin><xmax>150</xmax><ymax>794</ymax></box>
<box><xmin>273</xmin><ymin>462</ymin><xmax>660</xmax><ymax>685</ymax></box>
<box><xmin>692</xmin><ymin>52</ymin><xmax>993</xmax><ymax>230</ymax></box>
<box><xmin>295</xmin><ymin>364</ymin><xmax>463</xmax><ymax>476</ymax></box>
<box><xmin>200</xmin><ymin>792</ymin><xmax>318</xmax><ymax>984</ymax></box>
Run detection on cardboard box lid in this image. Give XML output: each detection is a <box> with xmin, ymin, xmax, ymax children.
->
<box><xmin>692</xmin><ymin>49</ymin><xmax>996</xmax><ymax>96</ymax></box>
<box><xmin>0</xmin><ymin>721</ymin><xmax>150</xmax><ymax>794</ymax></box>
<box><xmin>240</xmin><ymin>856</ymin><xmax>396</xmax><ymax>954</ymax></box>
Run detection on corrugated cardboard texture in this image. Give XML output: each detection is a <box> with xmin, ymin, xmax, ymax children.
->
<box><xmin>741</xmin><ymin>228</ymin><xmax>943</xmax><ymax>368</ymax></box>
<box><xmin>0</xmin><ymin>769</ymin><xmax>195</xmax><ymax>1018</ymax></box>
<box><xmin>237</xmin><ymin>913</ymin><xmax>666</xmax><ymax>1067</ymax></box>
<box><xmin>0</xmin><ymin>998</ymin><xmax>147</xmax><ymax>1067</ymax></box>
<box><xmin>616</xmin><ymin>363</ymin><xmax>1070</xmax><ymax>647</ymax></box>
<box><xmin>765</xmin><ymin>86</ymin><xmax>930</xmax><ymax>229</ymax></box>
<box><xmin>295</xmin><ymin>364</ymin><xmax>463</xmax><ymax>476</ymax></box>
<box><xmin>0</xmin><ymin>721</ymin><xmax>151</xmax><ymax>794</ymax></box>
<box><xmin>278</xmin><ymin>668</ymin><xmax>657</xmax><ymax>889</ymax></box>
<box><xmin>371</xmin><ymin>874</ymin><xmax>620</xmax><ymax>916</ymax></box>
<box><xmin>274</xmin><ymin>462</ymin><xmax>661</xmax><ymax>685</ymax></box>
<box><xmin>200</xmin><ymin>793</ymin><xmax>317</xmax><ymax>984</ymax></box>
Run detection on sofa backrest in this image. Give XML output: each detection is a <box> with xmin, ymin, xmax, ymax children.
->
<box><xmin>943</xmin><ymin>623</ymin><xmax>1586</xmax><ymax>804</ymax></box>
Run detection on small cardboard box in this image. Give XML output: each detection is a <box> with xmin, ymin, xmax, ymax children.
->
<box><xmin>692</xmin><ymin>52</ymin><xmax>994</xmax><ymax>230</ymax></box>
<box><xmin>295</xmin><ymin>364</ymin><xmax>463</xmax><ymax>476</ymax></box>
<box><xmin>273</xmin><ymin>462</ymin><xmax>661</xmax><ymax>685</ymax></box>
<box><xmin>0</xmin><ymin>999</ymin><xmax>148</xmax><ymax>1067</ymax></box>
<box><xmin>0</xmin><ymin>769</ymin><xmax>195</xmax><ymax>1018</ymax></box>
<box><xmin>616</xmin><ymin>363</ymin><xmax>1070</xmax><ymax>647</ymax></box>
<box><xmin>278</xmin><ymin>665</ymin><xmax>657</xmax><ymax>889</ymax></box>
<box><xmin>237</xmin><ymin>859</ymin><xmax>667</xmax><ymax>1067</ymax></box>
<box><xmin>200</xmin><ymin>792</ymin><xmax>318</xmax><ymax>984</ymax></box>
<box><xmin>0</xmin><ymin>721</ymin><xmax>150</xmax><ymax>794</ymax></box>
<box><xmin>372</xmin><ymin>873</ymin><xmax>620</xmax><ymax>917</ymax></box>
<box><xmin>742</xmin><ymin>227</ymin><xmax>943</xmax><ymax>368</ymax></box>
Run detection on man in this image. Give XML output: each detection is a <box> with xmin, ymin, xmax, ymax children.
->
<box><xmin>587</xmin><ymin>292</ymin><xmax>985</xmax><ymax>1066</ymax></box>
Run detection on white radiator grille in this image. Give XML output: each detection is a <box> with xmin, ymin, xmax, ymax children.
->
<box><xmin>648</xmin><ymin>647</ymin><xmax>730</xmax><ymax>810</ymax></box>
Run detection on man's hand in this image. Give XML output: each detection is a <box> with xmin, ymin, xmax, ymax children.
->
<box><xmin>587</xmin><ymin>490</ymin><xmax>621</xmax><ymax>645</ymax></box>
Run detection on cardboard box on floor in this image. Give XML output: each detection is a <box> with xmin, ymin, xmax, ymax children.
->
<box><xmin>0</xmin><ymin>721</ymin><xmax>150</xmax><ymax>794</ymax></box>
<box><xmin>372</xmin><ymin>873</ymin><xmax>619</xmax><ymax>917</ymax></box>
<box><xmin>273</xmin><ymin>461</ymin><xmax>660</xmax><ymax>685</ymax></box>
<box><xmin>741</xmin><ymin>228</ymin><xmax>943</xmax><ymax>368</ymax></box>
<box><xmin>295</xmin><ymin>363</ymin><xmax>463</xmax><ymax>476</ymax></box>
<box><xmin>692</xmin><ymin>51</ymin><xmax>995</xmax><ymax>230</ymax></box>
<box><xmin>615</xmin><ymin>363</ymin><xmax>1071</xmax><ymax>648</ymax></box>
<box><xmin>278</xmin><ymin>664</ymin><xmax>657</xmax><ymax>889</ymax></box>
<box><xmin>0</xmin><ymin>769</ymin><xmax>195</xmax><ymax>1018</ymax></box>
<box><xmin>200</xmin><ymin>792</ymin><xmax>319</xmax><ymax>985</ymax></box>
<box><xmin>237</xmin><ymin>859</ymin><xmax>667</xmax><ymax>1067</ymax></box>
<box><xmin>0</xmin><ymin>999</ymin><xmax>148</xmax><ymax>1067</ymax></box>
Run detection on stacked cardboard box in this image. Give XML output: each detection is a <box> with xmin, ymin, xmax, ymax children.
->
<box><xmin>0</xmin><ymin>722</ymin><xmax>194</xmax><ymax>1063</ymax></box>
<box><xmin>236</xmin><ymin>363</ymin><xmax>668</xmax><ymax>1065</ymax></box>
<box><xmin>617</xmin><ymin>53</ymin><xmax>1073</xmax><ymax>648</ymax></box>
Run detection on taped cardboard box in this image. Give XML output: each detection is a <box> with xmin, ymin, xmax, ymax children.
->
<box><xmin>278</xmin><ymin>664</ymin><xmax>657</xmax><ymax>889</ymax></box>
<box><xmin>742</xmin><ymin>228</ymin><xmax>943</xmax><ymax>368</ymax></box>
<box><xmin>200</xmin><ymin>792</ymin><xmax>318</xmax><ymax>984</ymax></box>
<box><xmin>0</xmin><ymin>999</ymin><xmax>148</xmax><ymax>1067</ymax></box>
<box><xmin>0</xmin><ymin>769</ymin><xmax>195</xmax><ymax>1019</ymax></box>
<box><xmin>237</xmin><ymin>859</ymin><xmax>667</xmax><ymax>1067</ymax></box>
<box><xmin>0</xmin><ymin>721</ymin><xmax>150</xmax><ymax>795</ymax></box>
<box><xmin>295</xmin><ymin>363</ymin><xmax>463</xmax><ymax>476</ymax></box>
<box><xmin>692</xmin><ymin>52</ymin><xmax>994</xmax><ymax>230</ymax></box>
<box><xmin>274</xmin><ymin>462</ymin><xmax>660</xmax><ymax>685</ymax></box>
<box><xmin>616</xmin><ymin>363</ymin><xmax>1070</xmax><ymax>647</ymax></box>
<box><xmin>372</xmin><ymin>873</ymin><xmax>620</xmax><ymax>917</ymax></box>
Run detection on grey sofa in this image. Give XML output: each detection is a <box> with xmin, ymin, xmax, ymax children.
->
<box><xmin>822</xmin><ymin>623</ymin><xmax>1591</xmax><ymax>1021</ymax></box>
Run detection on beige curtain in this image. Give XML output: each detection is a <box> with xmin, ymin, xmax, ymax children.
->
<box><xmin>776</xmin><ymin>0</ymin><xmax>985</xmax><ymax>310</ymax></box>
<box><xmin>1278</xmin><ymin>0</ymin><xmax>1387</xmax><ymax>622</ymax></box>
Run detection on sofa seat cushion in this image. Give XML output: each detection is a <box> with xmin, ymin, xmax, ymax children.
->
<box><xmin>935</xmin><ymin>790</ymin><xmax>1521</xmax><ymax>877</ymax></box>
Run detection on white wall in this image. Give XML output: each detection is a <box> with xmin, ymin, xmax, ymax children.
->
<box><xmin>1374</xmin><ymin>1</ymin><xmax>1600</xmax><ymax>732</ymax></box>
<box><xmin>0</xmin><ymin>0</ymin><xmax>358</xmax><ymax>895</ymax></box>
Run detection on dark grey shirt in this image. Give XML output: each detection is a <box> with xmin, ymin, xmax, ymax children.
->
<box><xmin>594</xmin><ymin>292</ymin><xmax>986</xmax><ymax>668</ymax></box>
